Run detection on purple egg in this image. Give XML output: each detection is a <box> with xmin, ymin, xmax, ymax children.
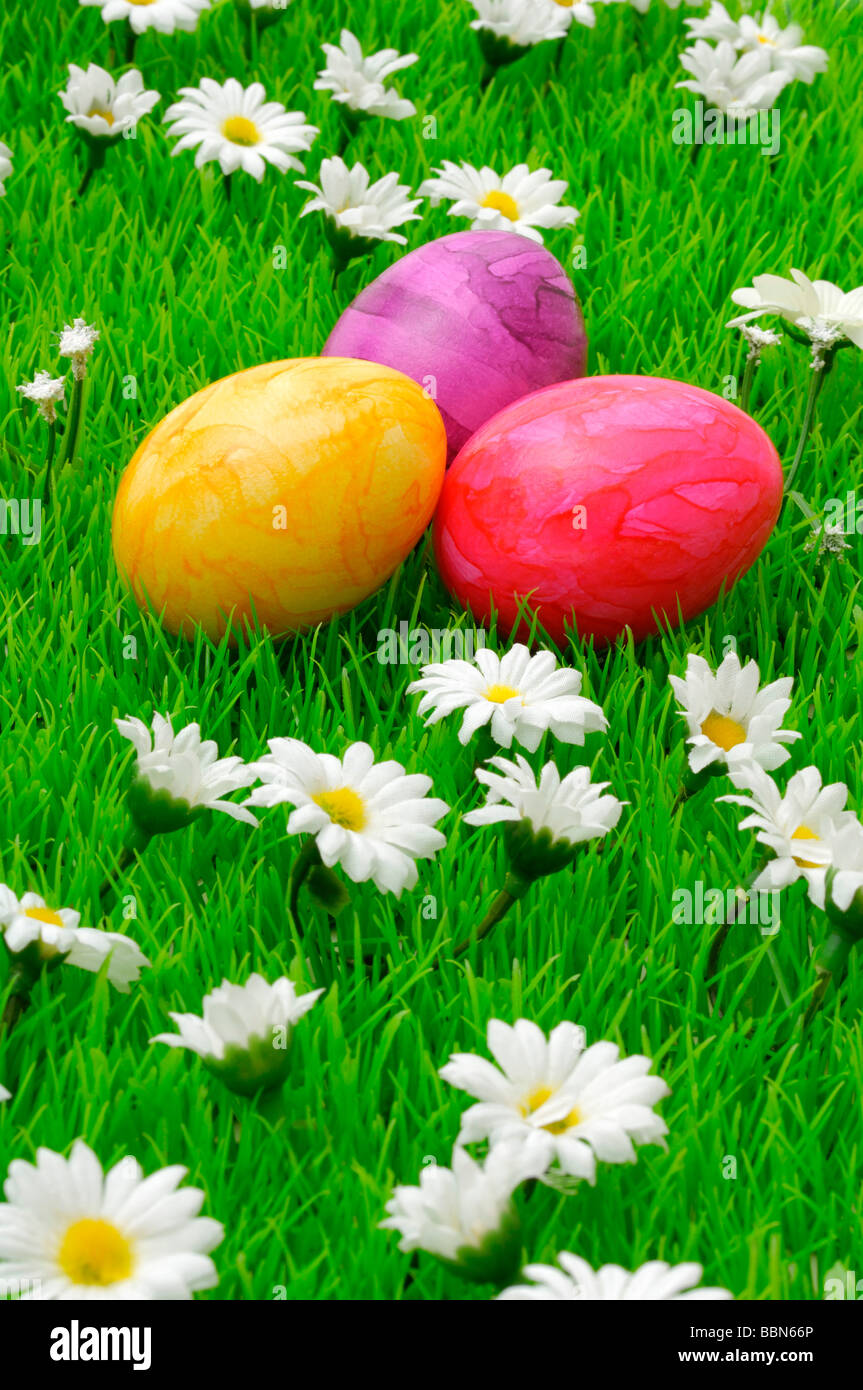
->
<box><xmin>322</xmin><ymin>230</ymin><xmax>588</xmax><ymax>463</ymax></box>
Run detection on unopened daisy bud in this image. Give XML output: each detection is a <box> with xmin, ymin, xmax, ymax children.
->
<box><xmin>0</xmin><ymin>1084</ymin><xmax>10</xmax><ymax>1102</ymax></box>
<box><xmin>469</xmin><ymin>0</ymin><xmax>571</xmax><ymax>74</ymax></box>
<box><xmin>465</xmin><ymin>754</ymin><xmax>623</xmax><ymax>884</ymax></box>
<box><xmin>296</xmin><ymin>157</ymin><xmax>421</xmax><ymax>269</ymax></box>
<box><xmin>58</xmin><ymin>318</ymin><xmax>99</xmax><ymax>381</ymax></box>
<box><xmin>151</xmin><ymin>974</ymin><xmax>323</xmax><ymax>1096</ymax></box>
<box><xmin>116</xmin><ymin>713</ymin><xmax>258</xmax><ymax>839</ymax></box>
<box><xmin>314</xmin><ymin>29</ymin><xmax>417</xmax><ymax>123</ymax></box>
<box><xmin>16</xmin><ymin>371</ymin><xmax>66</xmax><ymax>425</ymax></box>
<box><xmin>379</xmin><ymin>1138</ymin><xmax>547</xmax><ymax>1285</ymax></box>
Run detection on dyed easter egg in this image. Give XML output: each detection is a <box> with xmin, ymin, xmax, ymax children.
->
<box><xmin>322</xmin><ymin>230</ymin><xmax>587</xmax><ymax>463</ymax></box>
<box><xmin>112</xmin><ymin>358</ymin><xmax>446</xmax><ymax>640</ymax></box>
<box><xmin>434</xmin><ymin>375</ymin><xmax>782</xmax><ymax>648</ymax></box>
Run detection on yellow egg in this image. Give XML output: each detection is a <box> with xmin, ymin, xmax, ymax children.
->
<box><xmin>112</xmin><ymin>357</ymin><xmax>447</xmax><ymax>640</ymax></box>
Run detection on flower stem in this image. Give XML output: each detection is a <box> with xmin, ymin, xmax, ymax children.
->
<box><xmin>740</xmin><ymin>355</ymin><xmax>757</xmax><ymax>414</ymax></box>
<box><xmin>125</xmin><ymin>29</ymin><xmax>137</xmax><ymax>66</ymax></box>
<box><xmin>77</xmin><ymin>164</ymin><xmax>96</xmax><ymax>200</ymax></box>
<box><xmin>55</xmin><ymin>376</ymin><xmax>85</xmax><ymax>474</ymax></box>
<box><xmin>783</xmin><ymin>354</ymin><xmax>833</xmax><ymax>495</ymax></box>
<box><xmin>65</xmin><ymin>376</ymin><xmax>89</xmax><ymax>472</ymax></box>
<box><xmin>2</xmin><ymin>971</ymin><xmax>31</xmax><ymax>1033</ymax></box>
<box><xmin>41</xmin><ymin>425</ymin><xmax>57</xmax><ymax>505</ymax></box>
<box><xmin>802</xmin><ymin>930</ymin><xmax>852</xmax><ymax>1031</ymax></box>
<box><xmin>287</xmin><ymin>839</ymin><xmax>319</xmax><ymax>930</ymax></box>
<box><xmin>98</xmin><ymin>829</ymin><xmax>150</xmax><ymax>908</ymax></box>
<box><xmin>454</xmin><ymin>871</ymin><xmax>529</xmax><ymax>956</ymax></box>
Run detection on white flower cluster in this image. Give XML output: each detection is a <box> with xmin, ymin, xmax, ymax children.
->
<box><xmin>0</xmin><ymin>22</ymin><xmax>581</xmax><ymax>251</ymax></box>
<box><xmin>16</xmin><ymin>317</ymin><xmax>100</xmax><ymax>425</ymax></box>
<box><xmin>677</xmin><ymin>2</ymin><xmax>828</xmax><ymax>117</ymax></box>
<box><xmin>669</xmin><ymin>650</ymin><xmax>863</xmax><ymax>929</ymax></box>
<box><xmin>380</xmin><ymin>1016</ymin><xmax>731</xmax><ymax>1297</ymax></box>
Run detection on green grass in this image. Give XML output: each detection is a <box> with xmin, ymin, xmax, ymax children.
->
<box><xmin>1</xmin><ymin>0</ymin><xmax>862</xmax><ymax>1301</ymax></box>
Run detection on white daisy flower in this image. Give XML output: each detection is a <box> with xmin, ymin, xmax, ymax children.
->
<box><xmin>315</xmin><ymin>29</ymin><xmax>417</xmax><ymax>121</ymax></box>
<box><xmin>0</xmin><ymin>889</ymin><xmax>149</xmax><ymax>993</ymax></box>
<box><xmin>499</xmin><ymin>1251</ymin><xmax>732</xmax><ymax>1300</ymax></box>
<box><xmin>0</xmin><ymin>141</ymin><xmax>12</xmax><ymax>196</ymax></box>
<box><xmin>296</xmin><ymin>157</ymin><xmax>422</xmax><ymax>246</ymax></box>
<box><xmin>605</xmin><ymin>0</ymin><xmax>698</xmax><ymax>11</ymax></box>
<box><xmin>115</xmin><ymin>713</ymin><xmax>258</xmax><ymax>832</ymax></box>
<box><xmin>58</xmin><ymin>318</ymin><xmax>100</xmax><ymax>381</ymax></box>
<box><xmin>247</xmin><ymin>739</ymin><xmax>448</xmax><ymax>897</ymax></box>
<box><xmin>668</xmin><ymin>652</ymin><xmax>801</xmax><ymax>776</ymax></box>
<box><xmin>685</xmin><ymin>4</ymin><xmax>828</xmax><ymax>85</ymax></box>
<box><xmin>824</xmin><ymin>819</ymin><xmax>863</xmax><ymax>919</ymax></box>
<box><xmin>464</xmin><ymin>755</ymin><xmax>623</xmax><ymax>845</ymax></box>
<box><xmin>0</xmin><ymin>1139</ymin><xmax>222</xmax><ymax>1299</ymax></box>
<box><xmin>79</xmin><ymin>0</ymin><xmax>211</xmax><ymax>34</ymax></box>
<box><xmin>719</xmin><ymin>764</ymin><xmax>856</xmax><ymax>909</ymax></box>
<box><xmin>468</xmin><ymin>0</ymin><xmax>571</xmax><ymax>48</ymax></box>
<box><xmin>533</xmin><ymin>0</ymin><xmax>597</xmax><ymax>29</ymax></box>
<box><xmin>379</xmin><ymin>1138</ymin><xmax>548</xmax><ymax>1280</ymax></box>
<box><xmin>16</xmin><ymin>371</ymin><xmax>66</xmax><ymax>425</ymax></box>
<box><xmin>408</xmin><ymin>644</ymin><xmax>606</xmax><ymax>753</ymax></box>
<box><xmin>419</xmin><ymin>161</ymin><xmax>578</xmax><ymax>244</ymax></box>
<box><xmin>440</xmin><ymin>1019</ymin><xmax>670</xmax><ymax>1184</ymax></box>
<box><xmin>151</xmin><ymin>973</ymin><xmax>323</xmax><ymax>1095</ymax></box>
<box><xmin>683</xmin><ymin>0</ymin><xmax>747</xmax><ymax>42</ymax></box>
<box><xmin>59</xmin><ymin>65</ymin><xmax>159</xmax><ymax>140</ymax></box>
<box><xmin>728</xmin><ymin>269</ymin><xmax>863</xmax><ymax>352</ymax></box>
<box><xmin>676</xmin><ymin>39</ymin><xmax>791</xmax><ymax>118</ymax></box>
<box><xmin>163</xmin><ymin>79</ymin><xmax>318</xmax><ymax>182</ymax></box>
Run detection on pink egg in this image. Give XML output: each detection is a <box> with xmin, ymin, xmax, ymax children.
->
<box><xmin>434</xmin><ymin>375</ymin><xmax>783</xmax><ymax>648</ymax></box>
<box><xmin>322</xmin><ymin>230</ymin><xmax>587</xmax><ymax>464</ymax></box>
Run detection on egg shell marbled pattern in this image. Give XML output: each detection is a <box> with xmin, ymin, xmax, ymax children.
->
<box><xmin>112</xmin><ymin>357</ymin><xmax>446</xmax><ymax>640</ymax></box>
<box><xmin>434</xmin><ymin>374</ymin><xmax>783</xmax><ymax>648</ymax></box>
<box><xmin>322</xmin><ymin>229</ymin><xmax>587</xmax><ymax>463</ymax></box>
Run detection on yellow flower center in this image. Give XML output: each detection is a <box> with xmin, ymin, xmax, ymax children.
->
<box><xmin>757</xmin><ymin>34</ymin><xmax>775</xmax><ymax>45</ymax></box>
<box><xmin>222</xmin><ymin>116</ymin><xmax>261</xmax><ymax>147</ymax></box>
<box><xmin>484</xmin><ymin>683</ymin><xmax>521</xmax><ymax>704</ymax></box>
<box><xmin>482</xmin><ymin>191</ymin><xmax>520</xmax><ymax>222</ymax></box>
<box><xmin>312</xmin><ymin>787</ymin><xmax>367</xmax><ymax>831</ymax></box>
<box><xmin>791</xmin><ymin>824</ymin><xmax>822</xmax><ymax>870</ymax></box>
<box><xmin>551</xmin><ymin>0</ymin><xmax>575</xmax><ymax>6</ymax></box>
<box><xmin>521</xmin><ymin>1085</ymin><xmax>583</xmax><ymax>1136</ymax></box>
<box><xmin>24</xmin><ymin>906</ymin><xmax>65</xmax><ymax>926</ymax></box>
<box><xmin>129</xmin><ymin>1</ymin><xmax>157</xmax><ymax>6</ymax></box>
<box><xmin>57</xmin><ymin>1219</ymin><xmax>134</xmax><ymax>1287</ymax></box>
<box><xmin>87</xmin><ymin>106</ymin><xmax>115</xmax><ymax>125</ymax></box>
<box><xmin>700</xmin><ymin>711</ymin><xmax>747</xmax><ymax>751</ymax></box>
